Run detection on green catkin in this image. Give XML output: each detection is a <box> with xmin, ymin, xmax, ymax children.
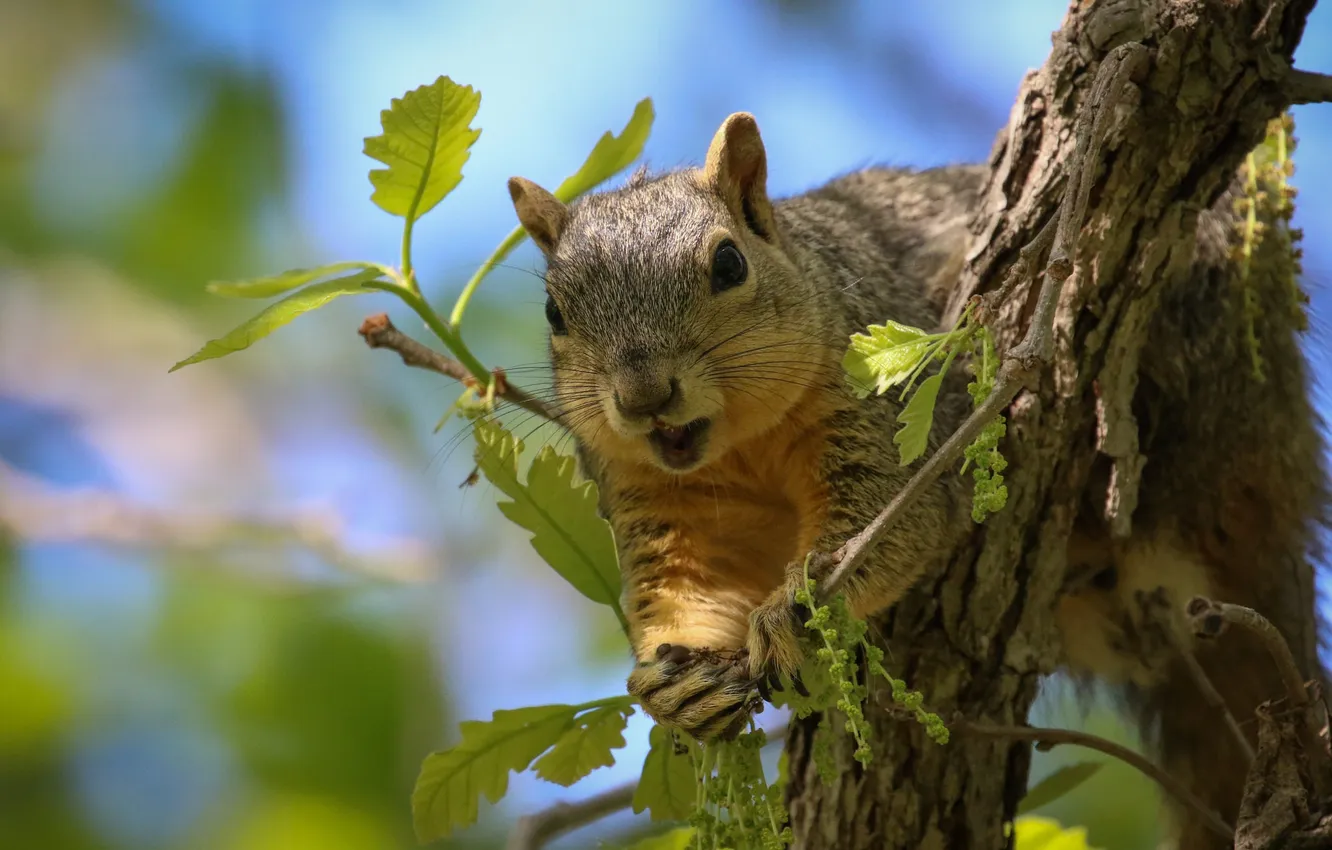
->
<box><xmin>690</xmin><ymin>730</ymin><xmax>790</xmax><ymax>850</ymax></box>
<box><xmin>789</xmin><ymin>557</ymin><xmax>950</xmax><ymax>769</ymax></box>
<box><xmin>693</xmin><ymin>316</ymin><xmax>1012</xmax><ymax>845</ymax></box>
<box><xmin>1233</xmin><ymin>113</ymin><xmax>1310</xmax><ymax>380</ymax></box>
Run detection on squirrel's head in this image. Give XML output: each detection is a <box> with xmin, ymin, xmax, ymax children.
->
<box><xmin>507</xmin><ymin>113</ymin><xmax>831</xmax><ymax>475</ymax></box>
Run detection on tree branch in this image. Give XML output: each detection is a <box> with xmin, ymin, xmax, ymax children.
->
<box><xmin>1287</xmin><ymin>69</ymin><xmax>1332</xmax><ymax>106</ymax></box>
<box><xmin>0</xmin><ymin>460</ymin><xmax>436</xmax><ymax>583</ymax></box>
<box><xmin>958</xmin><ymin>720</ymin><xmax>1234</xmax><ymax>841</ymax></box>
<box><xmin>1175</xmin><ymin>644</ymin><xmax>1257</xmax><ymax>765</ymax></box>
<box><xmin>505</xmin><ymin>781</ymin><xmax>636</xmax><ymax>850</ymax></box>
<box><xmin>1188</xmin><ymin>599</ymin><xmax>1315</xmax><ymax>712</ymax></box>
<box><xmin>1188</xmin><ymin>597</ymin><xmax>1331</xmax><ymax>799</ymax></box>
<box><xmin>820</xmin><ymin>42</ymin><xmax>1149</xmax><ymax>601</ymax></box>
<box><xmin>358</xmin><ymin>313</ymin><xmax>555</xmax><ymax>422</ymax></box>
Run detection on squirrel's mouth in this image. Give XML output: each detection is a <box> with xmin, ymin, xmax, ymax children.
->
<box><xmin>648</xmin><ymin>418</ymin><xmax>710</xmax><ymax>471</ymax></box>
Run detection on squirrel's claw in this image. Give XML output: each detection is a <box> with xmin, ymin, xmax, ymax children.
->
<box><xmin>746</xmin><ymin>589</ymin><xmax>809</xmax><ymax>692</ymax></box>
<box><xmin>627</xmin><ymin>646</ymin><xmax>756</xmax><ymax>742</ymax></box>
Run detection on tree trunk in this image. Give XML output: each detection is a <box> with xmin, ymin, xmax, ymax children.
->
<box><xmin>784</xmin><ymin>1</ymin><xmax>1319</xmax><ymax>847</ymax></box>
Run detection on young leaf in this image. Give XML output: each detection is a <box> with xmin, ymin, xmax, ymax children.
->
<box><xmin>620</xmin><ymin>827</ymin><xmax>696</xmax><ymax>850</ymax></box>
<box><xmin>205</xmin><ymin>262</ymin><xmax>379</xmax><ymax>299</ymax></box>
<box><xmin>411</xmin><ymin>704</ymin><xmax>578</xmax><ymax>841</ymax></box>
<box><xmin>1017</xmin><ymin>761</ymin><xmax>1103</xmax><ymax>814</ymax></box>
<box><xmin>893</xmin><ymin>371</ymin><xmax>943</xmax><ymax>465</ymax></box>
<box><xmin>632</xmin><ymin>724</ymin><xmax>696</xmax><ymax>822</ymax></box>
<box><xmin>472</xmin><ymin>420</ymin><xmax>625</xmax><ymax>631</ymax></box>
<box><xmin>553</xmin><ymin>98</ymin><xmax>655</xmax><ymax>203</ymax></box>
<box><xmin>364</xmin><ymin>76</ymin><xmax>482</xmax><ymax>222</ymax></box>
<box><xmin>843</xmin><ymin>320</ymin><xmax>935</xmax><ymax>399</ymax></box>
<box><xmin>533</xmin><ymin>702</ymin><xmax>634</xmax><ymax>787</ymax></box>
<box><xmin>169</xmin><ymin>269</ymin><xmax>383</xmax><ymax>372</ymax></box>
<box><xmin>1012</xmin><ymin>816</ymin><xmax>1101</xmax><ymax>850</ymax></box>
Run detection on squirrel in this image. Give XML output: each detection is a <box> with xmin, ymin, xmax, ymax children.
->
<box><xmin>506</xmin><ymin>113</ymin><xmax>1325</xmax><ymax>850</ymax></box>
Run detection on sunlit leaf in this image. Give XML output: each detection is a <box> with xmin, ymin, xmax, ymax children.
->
<box><xmin>169</xmin><ymin>269</ymin><xmax>383</xmax><ymax>371</ymax></box>
<box><xmin>620</xmin><ymin>827</ymin><xmax>696</xmax><ymax>850</ymax></box>
<box><xmin>473</xmin><ymin>420</ymin><xmax>625</xmax><ymax>631</ymax></box>
<box><xmin>206</xmin><ymin>262</ymin><xmax>379</xmax><ymax>298</ymax></box>
<box><xmin>1012</xmin><ymin>816</ymin><xmax>1101</xmax><ymax>850</ymax></box>
<box><xmin>533</xmin><ymin>701</ymin><xmax>634</xmax><ymax>786</ymax></box>
<box><xmin>364</xmin><ymin>76</ymin><xmax>481</xmax><ymax>222</ymax></box>
<box><xmin>411</xmin><ymin>704</ymin><xmax>578</xmax><ymax>841</ymax></box>
<box><xmin>1018</xmin><ymin>761</ymin><xmax>1103</xmax><ymax>814</ymax></box>
<box><xmin>632</xmin><ymin>724</ymin><xmax>696</xmax><ymax>822</ymax></box>
<box><xmin>893</xmin><ymin>372</ymin><xmax>943</xmax><ymax>465</ymax></box>
<box><xmin>553</xmin><ymin>98</ymin><xmax>654</xmax><ymax>203</ymax></box>
<box><xmin>843</xmin><ymin>320</ymin><xmax>935</xmax><ymax>399</ymax></box>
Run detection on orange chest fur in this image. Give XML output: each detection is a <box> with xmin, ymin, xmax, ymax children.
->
<box><xmin>611</xmin><ymin>412</ymin><xmax>834</xmax><ymax>602</ymax></box>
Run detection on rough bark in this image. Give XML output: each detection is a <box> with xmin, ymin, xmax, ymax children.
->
<box><xmin>784</xmin><ymin>1</ymin><xmax>1319</xmax><ymax>847</ymax></box>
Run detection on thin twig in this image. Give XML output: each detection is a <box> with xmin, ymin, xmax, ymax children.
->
<box><xmin>959</xmin><ymin>720</ymin><xmax>1234</xmax><ymax>841</ymax></box>
<box><xmin>1187</xmin><ymin>597</ymin><xmax>1331</xmax><ymax>799</ymax></box>
<box><xmin>1187</xmin><ymin>599</ymin><xmax>1311</xmax><ymax>721</ymax></box>
<box><xmin>505</xmin><ymin>722</ymin><xmax>791</xmax><ymax>850</ymax></box>
<box><xmin>820</xmin><ymin>359</ymin><xmax>1033</xmax><ymax>600</ymax></box>
<box><xmin>358</xmin><ymin>313</ymin><xmax>555</xmax><ymax>421</ymax></box>
<box><xmin>1176</xmin><ymin>644</ymin><xmax>1257</xmax><ymax>764</ymax></box>
<box><xmin>1287</xmin><ymin>68</ymin><xmax>1332</xmax><ymax>105</ymax></box>
<box><xmin>820</xmin><ymin>42</ymin><xmax>1148</xmax><ymax>601</ymax></box>
<box><xmin>506</xmin><ymin>781</ymin><xmax>636</xmax><ymax>850</ymax></box>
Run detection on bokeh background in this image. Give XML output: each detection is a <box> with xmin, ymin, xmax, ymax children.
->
<box><xmin>2</xmin><ymin>1</ymin><xmax>1329</xmax><ymax>848</ymax></box>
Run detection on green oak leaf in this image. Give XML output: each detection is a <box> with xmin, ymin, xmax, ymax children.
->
<box><xmin>1018</xmin><ymin>762</ymin><xmax>1103</xmax><ymax>814</ymax></box>
<box><xmin>473</xmin><ymin>419</ymin><xmax>625</xmax><ymax>632</ymax></box>
<box><xmin>169</xmin><ymin>269</ymin><xmax>383</xmax><ymax>372</ymax></box>
<box><xmin>205</xmin><ymin>262</ymin><xmax>379</xmax><ymax>298</ymax></box>
<box><xmin>364</xmin><ymin>76</ymin><xmax>481</xmax><ymax>222</ymax></box>
<box><xmin>1012</xmin><ymin>816</ymin><xmax>1101</xmax><ymax>850</ymax></box>
<box><xmin>411</xmin><ymin>704</ymin><xmax>578</xmax><ymax>841</ymax></box>
<box><xmin>553</xmin><ymin>98</ymin><xmax>654</xmax><ymax>202</ymax></box>
<box><xmin>843</xmin><ymin>320</ymin><xmax>935</xmax><ymax>399</ymax></box>
<box><xmin>533</xmin><ymin>701</ymin><xmax>634</xmax><ymax>787</ymax></box>
<box><xmin>893</xmin><ymin>371</ymin><xmax>943</xmax><ymax>465</ymax></box>
<box><xmin>632</xmin><ymin>724</ymin><xmax>697</xmax><ymax>822</ymax></box>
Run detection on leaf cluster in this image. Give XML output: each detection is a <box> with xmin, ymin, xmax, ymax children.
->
<box><xmin>843</xmin><ymin>308</ymin><xmax>1009</xmax><ymax>521</ymax></box>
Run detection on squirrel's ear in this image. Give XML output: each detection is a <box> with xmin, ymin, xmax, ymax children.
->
<box><xmin>508</xmin><ymin>177</ymin><xmax>568</xmax><ymax>255</ymax></box>
<box><xmin>702</xmin><ymin>112</ymin><xmax>777</xmax><ymax>241</ymax></box>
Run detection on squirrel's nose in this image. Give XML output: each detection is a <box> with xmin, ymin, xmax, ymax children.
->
<box><xmin>614</xmin><ymin>377</ymin><xmax>679</xmax><ymax>418</ymax></box>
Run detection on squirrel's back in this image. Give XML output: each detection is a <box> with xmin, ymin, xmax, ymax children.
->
<box><xmin>775</xmin><ymin>165</ymin><xmax>985</xmax><ymax>337</ymax></box>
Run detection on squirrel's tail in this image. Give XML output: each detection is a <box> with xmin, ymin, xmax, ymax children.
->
<box><xmin>1057</xmin><ymin>115</ymin><xmax>1327</xmax><ymax>849</ymax></box>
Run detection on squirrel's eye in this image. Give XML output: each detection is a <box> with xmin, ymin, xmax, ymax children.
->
<box><xmin>545</xmin><ymin>294</ymin><xmax>567</xmax><ymax>335</ymax></box>
<box><xmin>710</xmin><ymin>240</ymin><xmax>748</xmax><ymax>293</ymax></box>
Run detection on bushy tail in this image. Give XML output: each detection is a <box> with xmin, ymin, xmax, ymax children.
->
<box><xmin>1061</xmin><ymin>115</ymin><xmax>1327</xmax><ymax>849</ymax></box>
<box><xmin>1140</xmin><ymin>117</ymin><xmax>1326</xmax><ymax>848</ymax></box>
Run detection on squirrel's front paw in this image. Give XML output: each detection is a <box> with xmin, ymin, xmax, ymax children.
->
<box><xmin>627</xmin><ymin>644</ymin><xmax>756</xmax><ymax>742</ymax></box>
<box><xmin>747</xmin><ymin>588</ymin><xmax>811</xmax><ymax>696</ymax></box>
